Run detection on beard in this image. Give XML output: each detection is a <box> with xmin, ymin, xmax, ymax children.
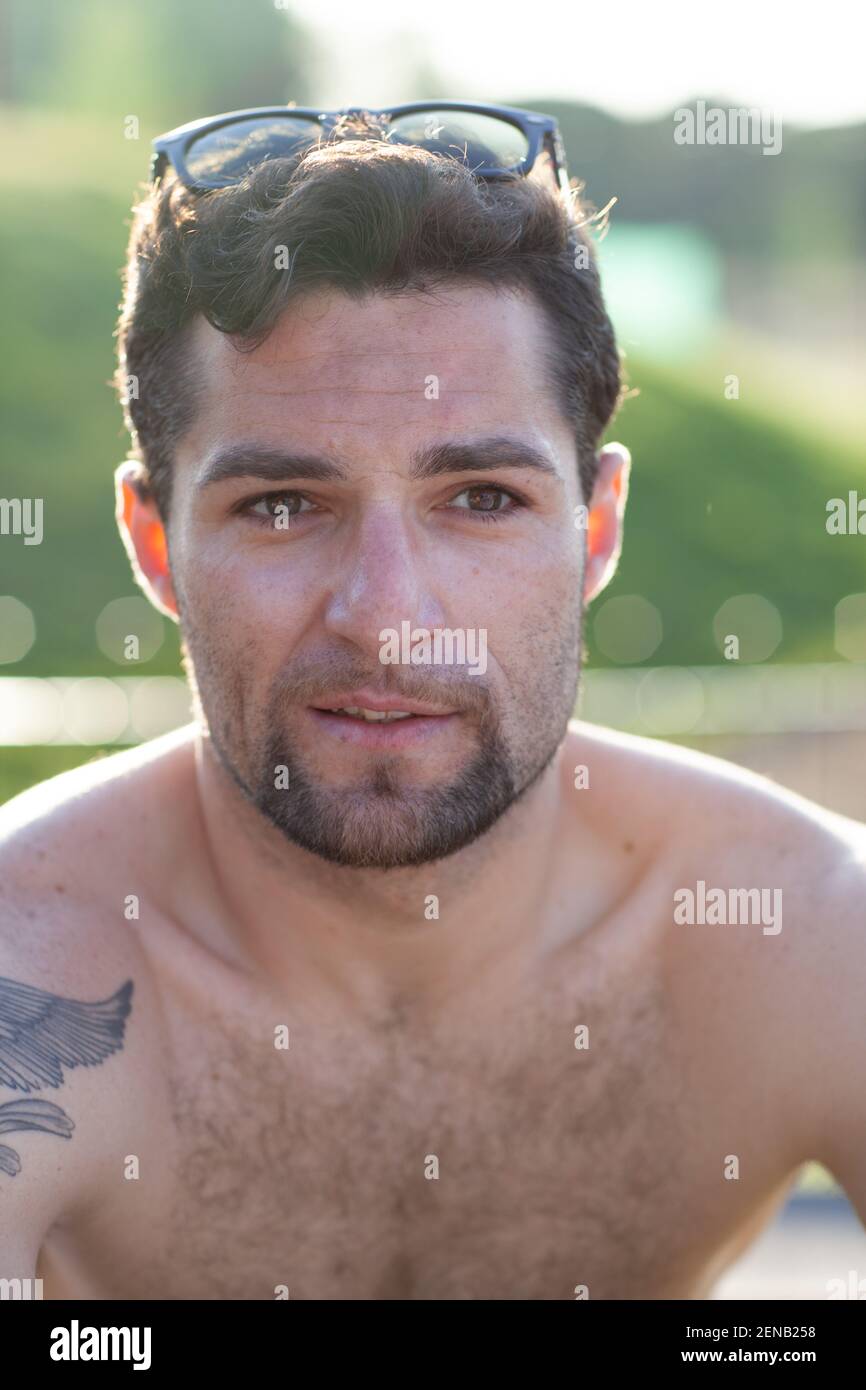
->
<box><xmin>235</xmin><ymin>707</ymin><xmax>522</xmax><ymax>870</ymax></box>
<box><xmin>179</xmin><ymin>603</ymin><xmax>583</xmax><ymax>872</ymax></box>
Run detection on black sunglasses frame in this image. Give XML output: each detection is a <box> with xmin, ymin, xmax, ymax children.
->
<box><xmin>150</xmin><ymin>100</ymin><xmax>571</xmax><ymax>195</ymax></box>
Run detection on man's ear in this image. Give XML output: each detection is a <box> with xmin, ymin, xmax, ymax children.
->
<box><xmin>114</xmin><ymin>461</ymin><xmax>179</xmax><ymax>623</ymax></box>
<box><xmin>582</xmin><ymin>443</ymin><xmax>631</xmax><ymax>604</ymax></box>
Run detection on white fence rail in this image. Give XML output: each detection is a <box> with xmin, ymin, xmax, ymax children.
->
<box><xmin>1</xmin><ymin>663</ymin><xmax>865</xmax><ymax>746</ymax></box>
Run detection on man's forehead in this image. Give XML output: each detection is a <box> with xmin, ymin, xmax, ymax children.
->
<box><xmin>178</xmin><ymin>283</ymin><xmax>575</xmax><ymax>475</ymax></box>
<box><xmin>190</xmin><ymin>283</ymin><xmax>555</xmax><ymax>400</ymax></box>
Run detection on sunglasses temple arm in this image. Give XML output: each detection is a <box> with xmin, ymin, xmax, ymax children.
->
<box><xmin>149</xmin><ymin>150</ymin><xmax>169</xmax><ymax>186</ymax></box>
<box><xmin>542</xmin><ymin>130</ymin><xmax>569</xmax><ymax>193</ymax></box>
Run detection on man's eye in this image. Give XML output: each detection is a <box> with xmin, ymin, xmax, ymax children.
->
<box><xmin>446</xmin><ymin>486</ymin><xmax>521</xmax><ymax>519</ymax></box>
<box><xmin>242</xmin><ymin>492</ymin><xmax>314</xmax><ymax>523</ymax></box>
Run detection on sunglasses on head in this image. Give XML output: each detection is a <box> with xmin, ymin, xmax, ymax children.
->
<box><xmin>150</xmin><ymin>100</ymin><xmax>571</xmax><ymax>195</ymax></box>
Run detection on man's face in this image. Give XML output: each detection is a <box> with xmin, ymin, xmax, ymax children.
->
<box><xmin>129</xmin><ymin>284</ymin><xmax>592</xmax><ymax>868</ymax></box>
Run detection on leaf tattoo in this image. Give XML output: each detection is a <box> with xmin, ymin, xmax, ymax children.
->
<box><xmin>0</xmin><ymin>976</ymin><xmax>133</xmax><ymax>1177</ymax></box>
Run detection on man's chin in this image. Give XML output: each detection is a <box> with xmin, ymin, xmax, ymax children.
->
<box><xmin>245</xmin><ymin>739</ymin><xmax>523</xmax><ymax>870</ymax></box>
<box><xmin>250</xmin><ymin>781</ymin><xmax>515</xmax><ymax>870</ymax></box>
<box><xmin>206</xmin><ymin>708</ymin><xmax>562</xmax><ymax>870</ymax></box>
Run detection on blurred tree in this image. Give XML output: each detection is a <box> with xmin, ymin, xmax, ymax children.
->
<box><xmin>514</xmin><ymin>97</ymin><xmax>866</xmax><ymax>264</ymax></box>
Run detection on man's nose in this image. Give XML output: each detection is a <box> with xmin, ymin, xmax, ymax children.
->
<box><xmin>322</xmin><ymin>505</ymin><xmax>443</xmax><ymax>661</ymax></box>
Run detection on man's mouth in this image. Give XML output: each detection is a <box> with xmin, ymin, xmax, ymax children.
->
<box><xmin>317</xmin><ymin>705</ymin><xmax>417</xmax><ymax>723</ymax></box>
<box><xmin>306</xmin><ymin>691</ymin><xmax>460</xmax><ymax>747</ymax></box>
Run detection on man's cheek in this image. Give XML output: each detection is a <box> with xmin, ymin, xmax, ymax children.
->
<box><xmin>181</xmin><ymin>556</ymin><xmax>275</xmax><ymax>621</ymax></box>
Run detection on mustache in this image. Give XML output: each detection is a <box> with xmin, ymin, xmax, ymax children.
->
<box><xmin>271</xmin><ymin>655</ymin><xmax>494</xmax><ymax>716</ymax></box>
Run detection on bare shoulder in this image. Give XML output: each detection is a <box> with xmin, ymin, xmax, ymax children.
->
<box><xmin>563</xmin><ymin>718</ymin><xmax>866</xmax><ymax>1173</ymax></box>
<box><xmin>0</xmin><ymin>726</ymin><xmax>195</xmax><ymax>1223</ymax></box>
<box><xmin>0</xmin><ymin>722</ymin><xmax>198</xmax><ymax>897</ymax></box>
<box><xmin>564</xmin><ymin>716</ymin><xmax>866</xmax><ymax>881</ymax></box>
<box><xmin>564</xmin><ymin>719</ymin><xmax>866</xmax><ymax>969</ymax></box>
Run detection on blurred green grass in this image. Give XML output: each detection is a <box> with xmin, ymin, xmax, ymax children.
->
<box><xmin>0</xmin><ymin>744</ymin><xmax>116</xmax><ymax>803</ymax></box>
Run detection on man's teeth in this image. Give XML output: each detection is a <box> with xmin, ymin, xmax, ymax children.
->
<box><xmin>331</xmin><ymin>706</ymin><xmax>415</xmax><ymax>722</ymax></box>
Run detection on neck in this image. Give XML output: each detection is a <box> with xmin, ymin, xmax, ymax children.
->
<box><xmin>192</xmin><ymin>727</ymin><xmax>566</xmax><ymax>1018</ymax></box>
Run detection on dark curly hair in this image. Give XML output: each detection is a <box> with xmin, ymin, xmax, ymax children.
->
<box><xmin>115</xmin><ymin>119</ymin><xmax>622</xmax><ymax>519</ymax></box>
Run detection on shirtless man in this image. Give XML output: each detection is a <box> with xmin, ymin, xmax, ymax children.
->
<box><xmin>2</xmin><ymin>105</ymin><xmax>864</xmax><ymax>1301</ymax></box>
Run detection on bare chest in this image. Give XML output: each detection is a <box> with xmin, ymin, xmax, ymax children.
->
<box><xmin>69</xmin><ymin>951</ymin><xmax>760</xmax><ymax>1301</ymax></box>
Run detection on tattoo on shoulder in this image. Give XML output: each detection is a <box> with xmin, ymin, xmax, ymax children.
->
<box><xmin>0</xmin><ymin>975</ymin><xmax>133</xmax><ymax>1178</ymax></box>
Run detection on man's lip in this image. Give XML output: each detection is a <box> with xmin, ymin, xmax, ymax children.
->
<box><xmin>308</xmin><ymin>690</ymin><xmax>458</xmax><ymax>717</ymax></box>
<box><xmin>306</xmin><ymin>705</ymin><xmax>459</xmax><ymax>749</ymax></box>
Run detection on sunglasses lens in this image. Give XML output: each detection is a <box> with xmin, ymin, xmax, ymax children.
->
<box><xmin>387</xmin><ymin>110</ymin><xmax>530</xmax><ymax>171</ymax></box>
<box><xmin>185</xmin><ymin>115</ymin><xmax>321</xmax><ymax>186</ymax></box>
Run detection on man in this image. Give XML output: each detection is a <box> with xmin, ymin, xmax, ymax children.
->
<box><xmin>1</xmin><ymin>105</ymin><xmax>864</xmax><ymax>1301</ymax></box>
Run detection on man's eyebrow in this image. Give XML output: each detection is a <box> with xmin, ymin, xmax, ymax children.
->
<box><xmin>196</xmin><ymin>436</ymin><xmax>562</xmax><ymax>489</ymax></box>
<box><xmin>410</xmin><ymin>437</ymin><xmax>562</xmax><ymax>481</ymax></box>
<box><xmin>196</xmin><ymin>447</ymin><xmax>347</xmax><ymax>488</ymax></box>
